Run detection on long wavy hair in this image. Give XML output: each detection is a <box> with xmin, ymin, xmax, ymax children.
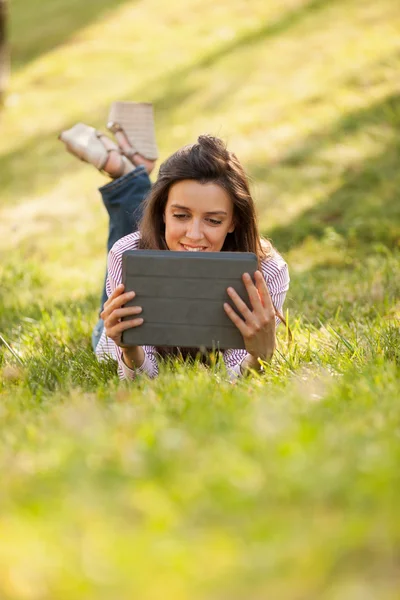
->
<box><xmin>137</xmin><ymin>135</ymin><xmax>285</xmax><ymax>360</ymax></box>
<box><xmin>138</xmin><ymin>134</ymin><xmax>274</xmax><ymax>262</ymax></box>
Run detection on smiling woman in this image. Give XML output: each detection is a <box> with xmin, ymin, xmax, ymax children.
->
<box><xmin>59</xmin><ymin>118</ymin><xmax>290</xmax><ymax>380</ymax></box>
<box><xmin>164</xmin><ymin>181</ymin><xmax>235</xmax><ymax>252</ymax></box>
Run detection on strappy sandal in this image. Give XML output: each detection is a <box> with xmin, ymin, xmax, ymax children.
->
<box><xmin>107</xmin><ymin>102</ymin><xmax>159</xmax><ymax>161</ymax></box>
<box><xmin>58</xmin><ymin>123</ymin><xmax>133</xmax><ymax>178</ymax></box>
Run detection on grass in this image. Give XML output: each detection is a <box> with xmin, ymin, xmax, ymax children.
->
<box><xmin>1</xmin><ymin>0</ymin><xmax>400</xmax><ymax>597</ymax></box>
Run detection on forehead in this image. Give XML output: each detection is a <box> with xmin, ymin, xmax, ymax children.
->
<box><xmin>166</xmin><ymin>180</ymin><xmax>233</xmax><ymax>213</ymax></box>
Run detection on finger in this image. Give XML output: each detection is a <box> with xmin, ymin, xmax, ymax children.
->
<box><xmin>242</xmin><ymin>272</ymin><xmax>264</xmax><ymax>316</ymax></box>
<box><xmin>103</xmin><ymin>283</ymin><xmax>125</xmax><ymax>308</ymax></box>
<box><xmin>111</xmin><ymin>306</ymin><xmax>142</xmax><ymax>320</ymax></box>
<box><xmin>254</xmin><ymin>271</ymin><xmax>274</xmax><ymax>312</ymax></box>
<box><xmin>105</xmin><ymin>317</ymin><xmax>144</xmax><ymax>340</ymax></box>
<box><xmin>102</xmin><ymin>284</ymin><xmax>126</xmax><ymax>315</ymax></box>
<box><xmin>102</xmin><ymin>291</ymin><xmax>136</xmax><ymax>319</ymax></box>
<box><xmin>118</xmin><ymin>317</ymin><xmax>144</xmax><ymax>331</ymax></box>
<box><xmin>224</xmin><ymin>302</ymin><xmax>250</xmax><ymax>338</ymax></box>
<box><xmin>110</xmin><ymin>290</ymin><xmax>136</xmax><ymax>310</ymax></box>
<box><xmin>226</xmin><ymin>286</ymin><xmax>254</xmax><ymax>322</ymax></box>
<box><xmin>103</xmin><ymin>307</ymin><xmax>141</xmax><ymax>333</ymax></box>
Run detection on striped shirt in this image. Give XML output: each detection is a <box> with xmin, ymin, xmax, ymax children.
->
<box><xmin>96</xmin><ymin>231</ymin><xmax>290</xmax><ymax>380</ymax></box>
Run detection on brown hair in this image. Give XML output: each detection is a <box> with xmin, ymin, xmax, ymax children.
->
<box><xmin>137</xmin><ymin>135</ymin><xmax>289</xmax><ymax>356</ymax></box>
<box><xmin>139</xmin><ymin>134</ymin><xmax>274</xmax><ymax>261</ymax></box>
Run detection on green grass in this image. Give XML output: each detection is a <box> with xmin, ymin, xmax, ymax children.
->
<box><xmin>1</xmin><ymin>0</ymin><xmax>400</xmax><ymax>597</ymax></box>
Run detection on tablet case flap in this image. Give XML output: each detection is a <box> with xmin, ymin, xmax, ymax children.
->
<box><xmin>121</xmin><ymin>250</ymin><xmax>258</xmax><ymax>349</ymax></box>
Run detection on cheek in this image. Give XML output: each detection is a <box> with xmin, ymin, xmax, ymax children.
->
<box><xmin>208</xmin><ymin>225</ymin><xmax>231</xmax><ymax>248</ymax></box>
<box><xmin>165</xmin><ymin>216</ymin><xmax>183</xmax><ymax>242</ymax></box>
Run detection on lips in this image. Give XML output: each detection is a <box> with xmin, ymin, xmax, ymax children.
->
<box><xmin>180</xmin><ymin>244</ymin><xmax>208</xmax><ymax>252</ymax></box>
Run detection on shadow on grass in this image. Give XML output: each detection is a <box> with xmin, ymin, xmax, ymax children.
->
<box><xmin>0</xmin><ymin>289</ymin><xmax>100</xmax><ymax>338</ymax></box>
<box><xmin>0</xmin><ymin>286</ymin><xmax>120</xmax><ymax>392</ymax></box>
<box><xmin>10</xmin><ymin>0</ymin><xmax>331</xmax><ymax>73</ymax></box>
<box><xmin>2</xmin><ymin>0</ymin><xmax>343</xmax><ymax>204</ymax></box>
<box><xmin>0</xmin><ymin>247</ymin><xmax>122</xmax><ymax>389</ymax></box>
<box><xmin>0</xmin><ymin>126</ymin><xmax>88</xmax><ymax>204</ymax></box>
<box><xmin>279</xmin><ymin>90</ymin><xmax>400</xmax><ymax>170</ymax></box>
<box><xmin>285</xmin><ymin>251</ymin><xmax>400</xmax><ymax>325</ymax></box>
<box><xmin>10</xmin><ymin>0</ymin><xmax>134</xmax><ymax>69</ymax></box>
<box><xmin>257</xmin><ymin>92</ymin><xmax>400</xmax><ymax>252</ymax></box>
<box><xmin>137</xmin><ymin>0</ymin><xmax>339</xmax><ymax>120</ymax></box>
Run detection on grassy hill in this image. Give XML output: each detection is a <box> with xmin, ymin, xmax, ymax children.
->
<box><xmin>1</xmin><ymin>0</ymin><xmax>399</xmax><ymax>597</ymax></box>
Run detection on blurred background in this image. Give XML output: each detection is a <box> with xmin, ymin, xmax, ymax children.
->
<box><xmin>1</xmin><ymin>0</ymin><xmax>399</xmax><ymax>312</ymax></box>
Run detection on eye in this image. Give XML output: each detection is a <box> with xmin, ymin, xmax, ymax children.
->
<box><xmin>207</xmin><ymin>218</ymin><xmax>223</xmax><ymax>226</ymax></box>
<box><xmin>173</xmin><ymin>213</ymin><xmax>189</xmax><ymax>220</ymax></box>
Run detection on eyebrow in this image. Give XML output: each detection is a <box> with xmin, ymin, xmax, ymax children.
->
<box><xmin>170</xmin><ymin>204</ymin><xmax>228</xmax><ymax>216</ymax></box>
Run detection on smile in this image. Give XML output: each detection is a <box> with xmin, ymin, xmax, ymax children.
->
<box><xmin>180</xmin><ymin>244</ymin><xmax>208</xmax><ymax>252</ymax></box>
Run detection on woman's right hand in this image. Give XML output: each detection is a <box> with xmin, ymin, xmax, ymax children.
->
<box><xmin>100</xmin><ymin>283</ymin><xmax>143</xmax><ymax>347</ymax></box>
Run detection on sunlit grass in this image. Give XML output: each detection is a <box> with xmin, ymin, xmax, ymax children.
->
<box><xmin>1</xmin><ymin>0</ymin><xmax>400</xmax><ymax>597</ymax></box>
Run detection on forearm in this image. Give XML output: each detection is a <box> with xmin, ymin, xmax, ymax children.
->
<box><xmin>240</xmin><ymin>339</ymin><xmax>276</xmax><ymax>374</ymax></box>
<box><xmin>240</xmin><ymin>354</ymin><xmax>261</xmax><ymax>374</ymax></box>
<box><xmin>118</xmin><ymin>345</ymin><xmax>159</xmax><ymax>380</ymax></box>
<box><xmin>122</xmin><ymin>346</ymin><xmax>145</xmax><ymax>370</ymax></box>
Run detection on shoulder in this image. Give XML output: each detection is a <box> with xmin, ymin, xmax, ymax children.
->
<box><xmin>110</xmin><ymin>231</ymin><xmax>141</xmax><ymax>259</ymax></box>
<box><xmin>107</xmin><ymin>231</ymin><xmax>141</xmax><ymax>282</ymax></box>
<box><xmin>260</xmin><ymin>249</ymin><xmax>290</xmax><ymax>292</ymax></box>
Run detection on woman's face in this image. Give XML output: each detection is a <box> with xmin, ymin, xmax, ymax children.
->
<box><xmin>164</xmin><ymin>180</ymin><xmax>235</xmax><ymax>252</ymax></box>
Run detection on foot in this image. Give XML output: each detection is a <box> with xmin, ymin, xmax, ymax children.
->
<box><xmin>97</xmin><ymin>133</ymin><xmax>135</xmax><ymax>178</ymax></box>
<box><xmin>59</xmin><ymin>123</ymin><xmax>134</xmax><ymax>179</ymax></box>
<box><xmin>113</xmin><ymin>129</ymin><xmax>156</xmax><ymax>175</ymax></box>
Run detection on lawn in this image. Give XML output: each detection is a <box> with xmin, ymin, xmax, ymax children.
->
<box><xmin>1</xmin><ymin>0</ymin><xmax>400</xmax><ymax>598</ymax></box>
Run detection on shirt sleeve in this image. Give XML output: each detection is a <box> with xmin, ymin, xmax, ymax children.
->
<box><xmin>95</xmin><ymin>237</ymin><xmax>159</xmax><ymax>380</ymax></box>
<box><xmin>264</xmin><ymin>257</ymin><xmax>290</xmax><ymax>328</ymax></box>
<box><xmin>222</xmin><ymin>255</ymin><xmax>290</xmax><ymax>379</ymax></box>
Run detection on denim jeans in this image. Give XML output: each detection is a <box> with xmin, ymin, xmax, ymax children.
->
<box><xmin>91</xmin><ymin>165</ymin><xmax>152</xmax><ymax>350</ymax></box>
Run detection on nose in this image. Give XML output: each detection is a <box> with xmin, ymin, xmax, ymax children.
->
<box><xmin>186</xmin><ymin>218</ymin><xmax>203</xmax><ymax>241</ymax></box>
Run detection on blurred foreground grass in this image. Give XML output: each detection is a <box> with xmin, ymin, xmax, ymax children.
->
<box><xmin>1</xmin><ymin>0</ymin><xmax>400</xmax><ymax>598</ymax></box>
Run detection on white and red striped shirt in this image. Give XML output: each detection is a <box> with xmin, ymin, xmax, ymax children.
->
<box><xmin>96</xmin><ymin>231</ymin><xmax>290</xmax><ymax>380</ymax></box>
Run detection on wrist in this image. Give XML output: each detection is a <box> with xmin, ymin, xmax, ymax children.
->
<box><xmin>241</xmin><ymin>345</ymin><xmax>276</xmax><ymax>374</ymax></box>
<box><xmin>240</xmin><ymin>354</ymin><xmax>261</xmax><ymax>374</ymax></box>
<box><xmin>122</xmin><ymin>346</ymin><xmax>145</xmax><ymax>370</ymax></box>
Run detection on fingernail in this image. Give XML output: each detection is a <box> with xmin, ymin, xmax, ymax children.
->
<box><xmin>129</xmin><ymin>291</ymin><xmax>135</xmax><ymax>297</ymax></box>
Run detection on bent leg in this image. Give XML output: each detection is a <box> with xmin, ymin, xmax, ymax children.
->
<box><xmin>98</xmin><ymin>165</ymin><xmax>152</xmax><ymax>312</ymax></box>
<box><xmin>100</xmin><ymin>165</ymin><xmax>151</xmax><ymax>252</ymax></box>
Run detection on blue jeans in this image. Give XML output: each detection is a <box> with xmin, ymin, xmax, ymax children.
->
<box><xmin>91</xmin><ymin>166</ymin><xmax>152</xmax><ymax>350</ymax></box>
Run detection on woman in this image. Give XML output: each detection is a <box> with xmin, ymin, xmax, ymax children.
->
<box><xmin>59</xmin><ymin>123</ymin><xmax>289</xmax><ymax>380</ymax></box>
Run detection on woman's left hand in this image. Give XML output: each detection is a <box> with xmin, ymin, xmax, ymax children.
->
<box><xmin>224</xmin><ymin>271</ymin><xmax>276</xmax><ymax>365</ymax></box>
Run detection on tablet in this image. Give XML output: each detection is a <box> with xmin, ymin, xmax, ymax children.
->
<box><xmin>121</xmin><ymin>250</ymin><xmax>258</xmax><ymax>349</ymax></box>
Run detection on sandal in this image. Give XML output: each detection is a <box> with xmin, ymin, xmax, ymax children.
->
<box><xmin>58</xmin><ymin>123</ymin><xmax>133</xmax><ymax>178</ymax></box>
<box><xmin>107</xmin><ymin>102</ymin><xmax>159</xmax><ymax>161</ymax></box>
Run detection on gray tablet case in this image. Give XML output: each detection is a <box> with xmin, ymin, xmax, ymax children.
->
<box><xmin>121</xmin><ymin>250</ymin><xmax>258</xmax><ymax>349</ymax></box>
